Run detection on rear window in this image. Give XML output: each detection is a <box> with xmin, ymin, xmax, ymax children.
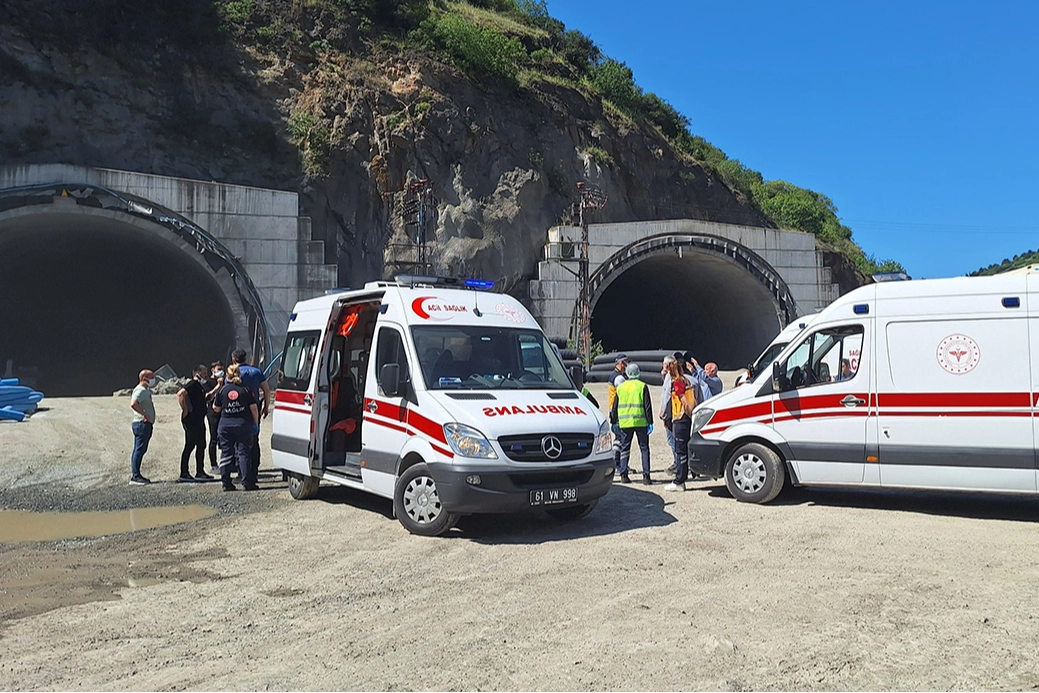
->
<box><xmin>278</xmin><ymin>331</ymin><xmax>321</xmax><ymax>391</ymax></box>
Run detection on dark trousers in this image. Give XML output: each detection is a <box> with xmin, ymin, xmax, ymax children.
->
<box><xmin>180</xmin><ymin>418</ymin><xmax>207</xmax><ymax>477</ymax></box>
<box><xmin>618</xmin><ymin>427</ymin><xmax>651</xmax><ymax>476</ymax></box>
<box><xmin>218</xmin><ymin>425</ymin><xmax>255</xmax><ymax>487</ymax></box>
<box><xmin>250</xmin><ymin>429</ymin><xmax>261</xmax><ymax>478</ymax></box>
<box><xmin>130</xmin><ymin>421</ymin><xmax>153</xmax><ymax>478</ymax></box>
<box><xmin>672</xmin><ymin>417</ymin><xmax>692</xmax><ymax>484</ymax></box>
<box><xmin>206</xmin><ymin>413</ymin><xmax>221</xmax><ymax>468</ymax></box>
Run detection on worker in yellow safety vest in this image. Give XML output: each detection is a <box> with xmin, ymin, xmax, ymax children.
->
<box><xmin>606</xmin><ymin>353</ymin><xmax>629</xmax><ymax>470</ymax></box>
<box><xmin>610</xmin><ymin>363</ymin><xmax>654</xmax><ymax>485</ymax></box>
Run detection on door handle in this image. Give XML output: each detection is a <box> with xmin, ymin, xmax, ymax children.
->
<box><xmin>366</xmin><ymin>400</ymin><xmax>378</xmax><ymax>413</ymax></box>
<box><xmin>841</xmin><ymin>395</ymin><xmax>866</xmax><ymax>407</ymax></box>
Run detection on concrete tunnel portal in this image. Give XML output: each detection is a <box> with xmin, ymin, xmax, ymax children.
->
<box><xmin>0</xmin><ymin>186</ymin><xmax>268</xmax><ymax>397</ymax></box>
<box><xmin>588</xmin><ymin>237</ymin><xmax>797</xmax><ymax>370</ymax></box>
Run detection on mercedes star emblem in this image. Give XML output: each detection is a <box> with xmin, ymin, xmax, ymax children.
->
<box><xmin>541</xmin><ymin>436</ymin><xmax>563</xmax><ymax>459</ymax></box>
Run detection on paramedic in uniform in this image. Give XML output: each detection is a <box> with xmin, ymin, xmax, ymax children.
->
<box><xmin>232</xmin><ymin>349</ymin><xmax>270</xmax><ymax>481</ymax></box>
<box><xmin>213</xmin><ymin>363</ymin><xmax>259</xmax><ymax>492</ymax></box>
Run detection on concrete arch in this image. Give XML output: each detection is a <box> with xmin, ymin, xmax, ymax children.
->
<box><xmin>585</xmin><ymin>233</ymin><xmax>799</xmax><ymax>369</ymax></box>
<box><xmin>0</xmin><ymin>183</ymin><xmax>271</xmax><ymax>395</ymax></box>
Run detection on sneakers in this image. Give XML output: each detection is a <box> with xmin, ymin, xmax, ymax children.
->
<box><xmin>663</xmin><ymin>482</ymin><xmax>686</xmax><ymax>492</ymax></box>
<box><xmin>194</xmin><ymin>472</ymin><xmax>215</xmax><ymax>481</ymax></box>
<box><xmin>176</xmin><ymin>474</ymin><xmax>195</xmax><ymax>483</ymax></box>
<box><xmin>129</xmin><ymin>475</ymin><xmax>151</xmax><ymax>486</ymax></box>
<box><xmin>642</xmin><ymin>475</ymin><xmax>653</xmax><ymax>486</ymax></box>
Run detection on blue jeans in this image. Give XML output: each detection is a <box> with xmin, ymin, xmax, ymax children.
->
<box><xmin>130</xmin><ymin>421</ymin><xmax>153</xmax><ymax>478</ymax></box>
<box><xmin>665</xmin><ymin>425</ymin><xmax>676</xmax><ymax>462</ymax></box>
<box><xmin>618</xmin><ymin>427</ymin><xmax>651</xmax><ymax>476</ymax></box>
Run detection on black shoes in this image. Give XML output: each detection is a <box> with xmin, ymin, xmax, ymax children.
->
<box><xmin>243</xmin><ymin>484</ymin><xmax>260</xmax><ymax>492</ymax></box>
<box><xmin>643</xmin><ymin>475</ymin><xmax>653</xmax><ymax>485</ymax></box>
<box><xmin>222</xmin><ymin>483</ymin><xmax>237</xmax><ymax>492</ymax></box>
<box><xmin>176</xmin><ymin>474</ymin><xmax>194</xmax><ymax>483</ymax></box>
<box><xmin>618</xmin><ymin>473</ymin><xmax>632</xmax><ymax>484</ymax></box>
<box><xmin>129</xmin><ymin>475</ymin><xmax>151</xmax><ymax>486</ymax></box>
<box><xmin>195</xmin><ymin>472</ymin><xmax>215</xmax><ymax>481</ymax></box>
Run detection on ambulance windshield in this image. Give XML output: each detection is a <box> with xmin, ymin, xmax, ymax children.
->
<box><xmin>412</xmin><ymin>326</ymin><xmax>574</xmax><ymax>390</ymax></box>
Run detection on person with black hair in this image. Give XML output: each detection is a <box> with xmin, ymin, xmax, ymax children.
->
<box><xmin>177</xmin><ymin>365</ymin><xmax>214</xmax><ymax>482</ymax></box>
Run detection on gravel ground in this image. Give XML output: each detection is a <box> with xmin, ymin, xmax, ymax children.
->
<box><xmin>3</xmin><ymin>381</ymin><xmax>1039</xmax><ymax>690</ymax></box>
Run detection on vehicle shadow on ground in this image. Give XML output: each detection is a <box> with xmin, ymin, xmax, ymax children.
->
<box><xmin>316</xmin><ymin>485</ymin><xmax>395</xmax><ymax>520</ymax></box>
<box><xmin>454</xmin><ymin>486</ymin><xmax>677</xmax><ymax>544</ymax></box>
<box><xmin>704</xmin><ymin>483</ymin><xmax>1039</xmax><ymax>523</ymax></box>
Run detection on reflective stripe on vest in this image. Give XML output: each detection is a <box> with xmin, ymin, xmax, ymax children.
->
<box><xmin>616</xmin><ymin>378</ymin><xmax>648</xmax><ymax>428</ymax></box>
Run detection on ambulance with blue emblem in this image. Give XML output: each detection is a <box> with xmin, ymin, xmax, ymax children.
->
<box><xmin>271</xmin><ymin>275</ymin><xmax>614</xmax><ymax>535</ymax></box>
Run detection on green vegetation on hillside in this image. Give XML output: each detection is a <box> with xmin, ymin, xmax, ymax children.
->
<box><xmin>970</xmin><ymin>250</ymin><xmax>1039</xmax><ymax>276</ymax></box>
<box><xmin>214</xmin><ymin>0</ymin><xmax>902</xmax><ymax>275</ymax></box>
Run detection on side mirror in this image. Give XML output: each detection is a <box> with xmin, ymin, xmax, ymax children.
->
<box><xmin>380</xmin><ymin>363</ymin><xmax>401</xmax><ymax>397</ymax></box>
<box><xmin>771</xmin><ymin>361</ymin><xmax>782</xmax><ymax>393</ymax></box>
<box><xmin>569</xmin><ymin>365</ymin><xmax>585</xmax><ymax>390</ymax></box>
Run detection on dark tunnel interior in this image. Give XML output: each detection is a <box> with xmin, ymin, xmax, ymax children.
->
<box><xmin>590</xmin><ymin>251</ymin><xmax>785</xmax><ymax>369</ymax></box>
<box><xmin>0</xmin><ymin>212</ymin><xmax>236</xmax><ymax>396</ymax></box>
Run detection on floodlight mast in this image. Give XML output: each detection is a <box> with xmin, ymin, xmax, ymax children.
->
<box><xmin>575</xmin><ymin>182</ymin><xmax>607</xmax><ymax>370</ymax></box>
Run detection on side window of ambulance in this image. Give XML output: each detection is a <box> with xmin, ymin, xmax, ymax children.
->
<box><xmin>279</xmin><ymin>331</ymin><xmax>320</xmax><ymax>391</ymax></box>
<box><xmin>780</xmin><ymin>325</ymin><xmax>863</xmax><ymax>390</ymax></box>
<box><xmin>375</xmin><ymin>327</ymin><xmax>410</xmax><ymax>395</ymax></box>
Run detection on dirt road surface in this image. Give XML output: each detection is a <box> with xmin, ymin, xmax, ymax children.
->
<box><xmin>3</xmin><ymin>382</ymin><xmax>1039</xmax><ymax>691</ymax></box>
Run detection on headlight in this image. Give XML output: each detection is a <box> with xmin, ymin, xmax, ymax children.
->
<box><xmin>690</xmin><ymin>407</ymin><xmax>715</xmax><ymax>434</ymax></box>
<box><xmin>595</xmin><ymin>419</ymin><xmax>612</xmax><ymax>454</ymax></box>
<box><xmin>443</xmin><ymin>423</ymin><xmax>497</xmax><ymax>459</ymax></box>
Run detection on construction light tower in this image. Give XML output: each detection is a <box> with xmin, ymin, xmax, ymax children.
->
<box><xmin>575</xmin><ymin>182</ymin><xmax>607</xmax><ymax>369</ymax></box>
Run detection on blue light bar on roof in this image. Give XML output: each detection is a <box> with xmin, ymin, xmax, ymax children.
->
<box><xmin>465</xmin><ymin>279</ymin><xmax>495</xmax><ymax>290</ymax></box>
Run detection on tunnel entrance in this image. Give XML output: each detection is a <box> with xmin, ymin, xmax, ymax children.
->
<box><xmin>589</xmin><ymin>244</ymin><xmax>791</xmax><ymax>370</ymax></box>
<box><xmin>0</xmin><ymin>209</ymin><xmax>237</xmax><ymax>396</ymax></box>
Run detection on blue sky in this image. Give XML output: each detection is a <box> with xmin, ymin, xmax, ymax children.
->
<box><xmin>545</xmin><ymin>0</ymin><xmax>1039</xmax><ymax>278</ymax></box>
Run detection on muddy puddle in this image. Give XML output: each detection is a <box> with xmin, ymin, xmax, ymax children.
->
<box><xmin>0</xmin><ymin>505</ymin><xmax>218</xmax><ymax>543</ymax></box>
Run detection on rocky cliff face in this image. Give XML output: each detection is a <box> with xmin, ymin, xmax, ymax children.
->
<box><xmin>0</xmin><ymin>1</ymin><xmax>847</xmax><ymax>298</ymax></box>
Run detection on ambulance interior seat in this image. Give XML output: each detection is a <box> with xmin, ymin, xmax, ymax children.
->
<box><xmin>431</xmin><ymin>349</ymin><xmax>458</xmax><ymax>382</ymax></box>
<box><xmin>326</xmin><ymin>337</ymin><xmax>362</xmax><ymax>456</ymax></box>
<box><xmin>817</xmin><ymin>362</ymin><xmax>831</xmax><ymax>383</ymax></box>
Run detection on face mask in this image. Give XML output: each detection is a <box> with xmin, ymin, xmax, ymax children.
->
<box><xmin>214</xmin><ymin>370</ymin><xmax>224</xmax><ymax>378</ymax></box>
<box><xmin>147</xmin><ymin>377</ymin><xmax>158</xmax><ymax>387</ymax></box>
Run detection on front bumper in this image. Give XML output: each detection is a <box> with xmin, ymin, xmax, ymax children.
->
<box><xmin>428</xmin><ymin>456</ymin><xmax>615</xmax><ymax>514</ymax></box>
<box><xmin>688</xmin><ymin>433</ymin><xmax>725</xmax><ymax>478</ymax></box>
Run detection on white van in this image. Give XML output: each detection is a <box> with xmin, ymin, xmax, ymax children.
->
<box><xmin>688</xmin><ymin>274</ymin><xmax>1039</xmax><ymax>504</ymax></box>
<box><xmin>271</xmin><ymin>276</ymin><xmax>614</xmax><ymax>535</ymax></box>
<box><xmin>734</xmin><ymin>313</ymin><xmax>820</xmax><ymax>387</ymax></box>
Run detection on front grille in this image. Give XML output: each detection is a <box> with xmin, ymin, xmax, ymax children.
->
<box><xmin>498</xmin><ymin>433</ymin><xmax>595</xmax><ymax>462</ymax></box>
<box><xmin>508</xmin><ymin>470</ymin><xmax>596</xmax><ymax>489</ymax></box>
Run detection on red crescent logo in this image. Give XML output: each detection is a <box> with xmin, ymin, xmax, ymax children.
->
<box><xmin>412</xmin><ymin>296</ymin><xmax>434</xmax><ymax>319</ymax></box>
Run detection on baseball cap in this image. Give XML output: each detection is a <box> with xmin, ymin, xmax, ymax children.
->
<box><xmin>615</xmin><ymin>353</ymin><xmax>629</xmax><ymax>363</ymax></box>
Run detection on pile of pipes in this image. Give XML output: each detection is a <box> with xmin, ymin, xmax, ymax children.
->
<box><xmin>0</xmin><ymin>378</ymin><xmax>44</xmax><ymax>422</ymax></box>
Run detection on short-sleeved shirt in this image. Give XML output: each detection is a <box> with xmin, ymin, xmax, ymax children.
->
<box><xmin>131</xmin><ymin>384</ymin><xmax>155</xmax><ymax>424</ymax></box>
<box><xmin>182</xmin><ymin>379</ymin><xmax>207</xmax><ymax>423</ymax></box>
<box><xmin>238</xmin><ymin>364</ymin><xmax>264</xmax><ymax>400</ymax></box>
<box><xmin>215</xmin><ymin>383</ymin><xmax>256</xmax><ymax>428</ymax></box>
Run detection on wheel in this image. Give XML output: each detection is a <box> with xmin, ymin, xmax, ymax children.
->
<box><xmin>393</xmin><ymin>463</ymin><xmax>459</xmax><ymax>536</ymax></box>
<box><xmin>545</xmin><ymin>499</ymin><xmax>598</xmax><ymax>521</ymax></box>
<box><xmin>287</xmin><ymin>472</ymin><xmax>320</xmax><ymax>500</ymax></box>
<box><xmin>724</xmin><ymin>442</ymin><xmax>786</xmax><ymax>503</ymax></box>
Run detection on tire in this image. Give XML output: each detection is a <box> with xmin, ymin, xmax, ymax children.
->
<box><xmin>545</xmin><ymin>499</ymin><xmax>598</xmax><ymax>521</ymax></box>
<box><xmin>393</xmin><ymin>463</ymin><xmax>459</xmax><ymax>536</ymax></box>
<box><xmin>724</xmin><ymin>442</ymin><xmax>786</xmax><ymax>503</ymax></box>
<box><xmin>559</xmin><ymin>348</ymin><xmax>578</xmax><ymax>360</ymax></box>
<box><xmin>286</xmin><ymin>472</ymin><xmax>320</xmax><ymax>500</ymax></box>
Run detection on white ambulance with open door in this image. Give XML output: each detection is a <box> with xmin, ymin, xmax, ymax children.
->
<box><xmin>689</xmin><ymin>274</ymin><xmax>1039</xmax><ymax>504</ymax></box>
<box><xmin>271</xmin><ymin>276</ymin><xmax>614</xmax><ymax>535</ymax></box>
